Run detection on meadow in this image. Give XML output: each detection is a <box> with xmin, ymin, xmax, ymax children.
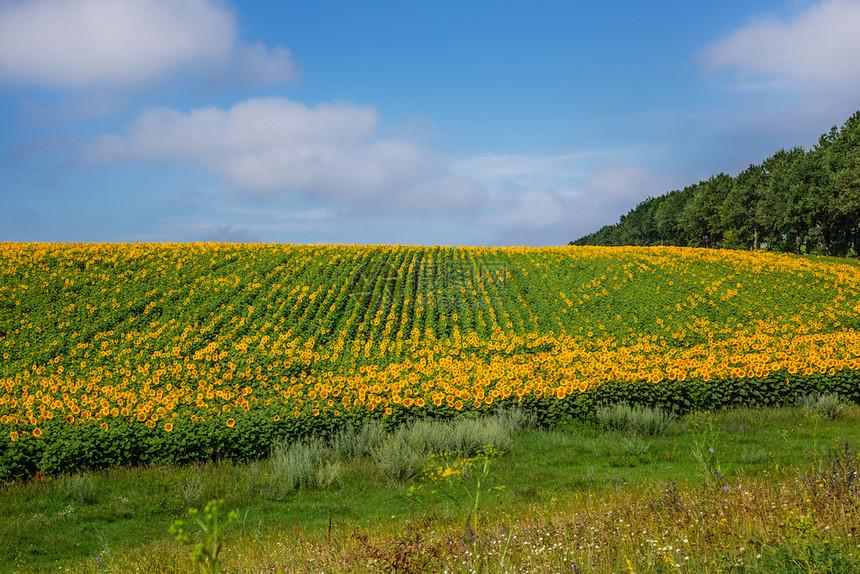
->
<box><xmin>1</xmin><ymin>401</ymin><xmax>858</xmax><ymax>573</ymax></box>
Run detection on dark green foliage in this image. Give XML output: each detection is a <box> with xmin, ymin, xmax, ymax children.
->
<box><xmin>572</xmin><ymin>110</ymin><xmax>860</xmax><ymax>257</ymax></box>
<box><xmin>10</xmin><ymin>368</ymin><xmax>856</xmax><ymax>479</ymax></box>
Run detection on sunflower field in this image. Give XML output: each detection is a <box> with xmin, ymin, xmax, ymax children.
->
<box><xmin>2</xmin><ymin>243</ymin><xmax>860</xmax><ymax>478</ymax></box>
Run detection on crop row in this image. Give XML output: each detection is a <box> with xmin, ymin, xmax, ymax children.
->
<box><xmin>2</xmin><ymin>243</ymin><xmax>860</xmax><ymax>476</ymax></box>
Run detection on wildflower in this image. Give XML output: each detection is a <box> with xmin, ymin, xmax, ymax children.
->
<box><xmin>226</xmin><ymin>418</ymin><xmax>235</xmax><ymax>428</ymax></box>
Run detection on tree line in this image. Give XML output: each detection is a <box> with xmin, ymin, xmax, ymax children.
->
<box><xmin>570</xmin><ymin>111</ymin><xmax>860</xmax><ymax>257</ymax></box>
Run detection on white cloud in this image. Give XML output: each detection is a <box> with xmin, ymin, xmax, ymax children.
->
<box><xmin>0</xmin><ymin>0</ymin><xmax>296</xmax><ymax>90</ymax></box>
<box><xmin>583</xmin><ymin>164</ymin><xmax>663</xmax><ymax>206</ymax></box>
<box><xmin>453</xmin><ymin>152</ymin><xmax>592</xmax><ymax>186</ymax></box>
<box><xmin>450</xmin><ymin>145</ymin><xmax>682</xmax><ymax>244</ymax></box>
<box><xmin>85</xmin><ymin>96</ymin><xmax>485</xmax><ymax>213</ymax></box>
<box><xmin>697</xmin><ymin>0</ymin><xmax>860</xmax><ymax>158</ymax></box>
<box><xmin>472</xmin><ymin>163</ymin><xmax>676</xmax><ymax>245</ymax></box>
<box><xmin>702</xmin><ymin>0</ymin><xmax>860</xmax><ymax>92</ymax></box>
<box><xmin>226</xmin><ymin>42</ymin><xmax>298</xmax><ymax>87</ymax></box>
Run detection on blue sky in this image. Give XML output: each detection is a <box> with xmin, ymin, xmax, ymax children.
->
<box><xmin>2</xmin><ymin>0</ymin><xmax>860</xmax><ymax>247</ymax></box>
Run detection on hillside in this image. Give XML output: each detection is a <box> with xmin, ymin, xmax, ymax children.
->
<box><xmin>2</xmin><ymin>243</ymin><xmax>860</xmax><ymax>476</ymax></box>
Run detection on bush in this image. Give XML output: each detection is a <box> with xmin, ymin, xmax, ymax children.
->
<box><xmin>595</xmin><ymin>402</ymin><xmax>675</xmax><ymax>436</ymax></box>
<box><xmin>330</xmin><ymin>420</ymin><xmax>386</xmax><ymax>460</ymax></box>
<box><xmin>797</xmin><ymin>392</ymin><xmax>844</xmax><ymax>420</ymax></box>
<box><xmin>246</xmin><ymin>436</ymin><xmax>341</xmax><ymax>499</ymax></box>
<box><xmin>371</xmin><ymin>433</ymin><xmax>427</xmax><ymax>480</ymax></box>
<box><xmin>370</xmin><ymin>409</ymin><xmax>531</xmax><ymax>480</ymax></box>
<box><xmin>271</xmin><ymin>437</ymin><xmax>328</xmax><ymax>491</ymax></box>
<box><xmin>62</xmin><ymin>471</ymin><xmax>97</xmax><ymax>504</ymax></box>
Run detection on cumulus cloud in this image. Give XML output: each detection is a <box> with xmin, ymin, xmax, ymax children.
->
<box><xmin>702</xmin><ymin>0</ymin><xmax>860</xmax><ymax>92</ymax></box>
<box><xmin>456</xmin><ymin>160</ymin><xmax>677</xmax><ymax>247</ymax></box>
<box><xmin>85</xmin><ymin>96</ymin><xmax>485</xmax><ymax>213</ymax></box>
<box><xmin>583</xmin><ymin>164</ymin><xmax>664</xmax><ymax>207</ymax></box>
<box><xmin>503</xmin><ymin>165</ymin><xmax>678</xmax><ymax>246</ymax></box>
<box><xmin>0</xmin><ymin>0</ymin><xmax>297</xmax><ymax>90</ymax></box>
<box><xmin>455</xmin><ymin>147</ymin><xmax>672</xmax><ymax>225</ymax></box>
<box><xmin>697</xmin><ymin>0</ymin><xmax>860</xmax><ymax>154</ymax></box>
<box><xmin>497</xmin><ymin>165</ymin><xmax>668</xmax><ymax>228</ymax></box>
<box><xmin>450</xmin><ymin>146</ymin><xmax>681</xmax><ymax>244</ymax></box>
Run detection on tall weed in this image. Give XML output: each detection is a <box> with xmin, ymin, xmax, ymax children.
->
<box><xmin>246</xmin><ymin>437</ymin><xmax>340</xmax><ymax>499</ymax></box>
<box><xmin>271</xmin><ymin>437</ymin><xmax>327</xmax><ymax>490</ymax></box>
<box><xmin>330</xmin><ymin>420</ymin><xmax>387</xmax><ymax>460</ymax></box>
<box><xmin>63</xmin><ymin>471</ymin><xmax>98</xmax><ymax>504</ymax></box>
<box><xmin>804</xmin><ymin>438</ymin><xmax>858</xmax><ymax>504</ymax></box>
<box><xmin>371</xmin><ymin>433</ymin><xmax>427</xmax><ymax>480</ymax></box>
<box><xmin>797</xmin><ymin>393</ymin><xmax>844</xmax><ymax>421</ymax></box>
<box><xmin>596</xmin><ymin>402</ymin><xmax>675</xmax><ymax>436</ymax></box>
<box><xmin>371</xmin><ymin>409</ymin><xmax>530</xmax><ymax>479</ymax></box>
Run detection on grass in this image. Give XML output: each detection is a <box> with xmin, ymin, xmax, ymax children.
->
<box><xmin>1</xmin><ymin>403</ymin><xmax>859</xmax><ymax>573</ymax></box>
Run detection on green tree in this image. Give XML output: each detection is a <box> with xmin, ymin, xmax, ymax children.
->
<box><xmin>817</xmin><ymin>111</ymin><xmax>860</xmax><ymax>255</ymax></box>
<box><xmin>654</xmin><ymin>188</ymin><xmax>692</xmax><ymax>246</ymax></box>
<box><xmin>721</xmin><ymin>164</ymin><xmax>764</xmax><ymax>249</ymax></box>
<box><xmin>570</xmin><ymin>110</ymin><xmax>860</xmax><ymax>256</ymax></box>
<box><xmin>757</xmin><ymin>147</ymin><xmax>807</xmax><ymax>252</ymax></box>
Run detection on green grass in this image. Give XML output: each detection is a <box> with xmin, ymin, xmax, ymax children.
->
<box><xmin>2</xmin><ymin>403</ymin><xmax>859</xmax><ymax>573</ymax></box>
